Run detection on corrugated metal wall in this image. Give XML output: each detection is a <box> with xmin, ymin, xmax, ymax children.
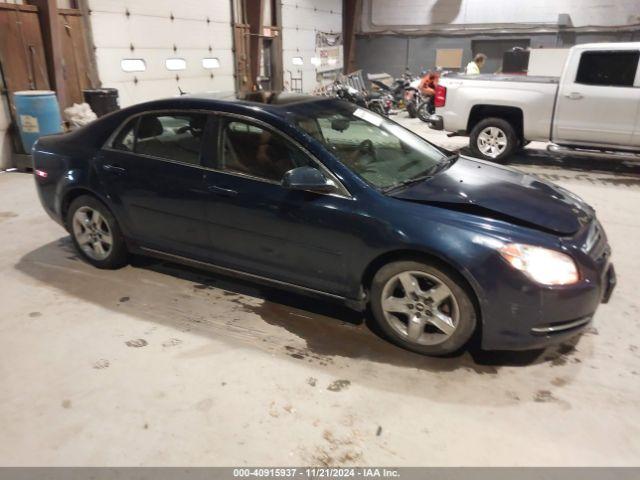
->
<box><xmin>356</xmin><ymin>0</ymin><xmax>640</xmax><ymax>79</ymax></box>
<box><xmin>356</xmin><ymin>30</ymin><xmax>640</xmax><ymax>79</ymax></box>
<box><xmin>361</xmin><ymin>0</ymin><xmax>640</xmax><ymax>32</ymax></box>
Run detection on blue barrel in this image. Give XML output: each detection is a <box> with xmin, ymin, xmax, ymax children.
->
<box><xmin>13</xmin><ymin>90</ymin><xmax>63</xmax><ymax>153</ymax></box>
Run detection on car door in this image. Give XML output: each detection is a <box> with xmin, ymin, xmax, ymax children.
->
<box><xmin>553</xmin><ymin>49</ymin><xmax>640</xmax><ymax>147</ymax></box>
<box><xmin>97</xmin><ymin>111</ymin><xmax>211</xmax><ymax>257</ymax></box>
<box><xmin>201</xmin><ymin>115</ymin><xmax>358</xmax><ymax>296</ymax></box>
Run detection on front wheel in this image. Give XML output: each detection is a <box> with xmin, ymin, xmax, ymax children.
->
<box><xmin>370</xmin><ymin>260</ymin><xmax>476</xmax><ymax>356</ymax></box>
<box><xmin>67</xmin><ymin>195</ymin><xmax>128</xmax><ymax>269</ymax></box>
<box><xmin>469</xmin><ymin>117</ymin><xmax>518</xmax><ymax>163</ymax></box>
<box><xmin>369</xmin><ymin>102</ymin><xmax>386</xmax><ymax>116</ymax></box>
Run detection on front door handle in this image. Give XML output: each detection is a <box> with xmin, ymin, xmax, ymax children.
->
<box><xmin>565</xmin><ymin>92</ymin><xmax>583</xmax><ymax>100</ymax></box>
<box><xmin>207</xmin><ymin>185</ymin><xmax>238</xmax><ymax>197</ymax></box>
<box><xmin>102</xmin><ymin>164</ymin><xmax>127</xmax><ymax>175</ymax></box>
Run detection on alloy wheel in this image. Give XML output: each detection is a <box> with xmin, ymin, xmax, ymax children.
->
<box><xmin>380</xmin><ymin>270</ymin><xmax>459</xmax><ymax>346</ymax></box>
<box><xmin>72</xmin><ymin>206</ymin><xmax>113</xmax><ymax>261</ymax></box>
<box><xmin>477</xmin><ymin>126</ymin><xmax>507</xmax><ymax>158</ymax></box>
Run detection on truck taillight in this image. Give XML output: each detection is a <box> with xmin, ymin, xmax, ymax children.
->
<box><xmin>434</xmin><ymin>85</ymin><xmax>447</xmax><ymax>108</ymax></box>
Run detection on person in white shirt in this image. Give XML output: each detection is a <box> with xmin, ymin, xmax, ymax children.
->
<box><xmin>465</xmin><ymin>53</ymin><xmax>487</xmax><ymax>75</ymax></box>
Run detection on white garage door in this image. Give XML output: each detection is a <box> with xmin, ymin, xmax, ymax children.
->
<box><xmin>89</xmin><ymin>0</ymin><xmax>235</xmax><ymax>107</ymax></box>
<box><xmin>281</xmin><ymin>0</ymin><xmax>342</xmax><ymax>93</ymax></box>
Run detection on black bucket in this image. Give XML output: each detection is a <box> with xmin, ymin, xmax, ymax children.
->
<box><xmin>83</xmin><ymin>88</ymin><xmax>120</xmax><ymax>117</ymax></box>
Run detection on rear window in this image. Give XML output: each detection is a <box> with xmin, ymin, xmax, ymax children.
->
<box><xmin>575</xmin><ymin>50</ymin><xmax>639</xmax><ymax>87</ymax></box>
<box><xmin>111</xmin><ymin>113</ymin><xmax>207</xmax><ymax>166</ymax></box>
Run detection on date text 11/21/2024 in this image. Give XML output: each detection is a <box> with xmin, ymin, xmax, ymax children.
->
<box><xmin>232</xmin><ymin>468</ymin><xmax>400</xmax><ymax>478</ymax></box>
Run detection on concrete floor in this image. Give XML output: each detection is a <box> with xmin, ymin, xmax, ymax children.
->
<box><xmin>1</xmin><ymin>116</ymin><xmax>640</xmax><ymax>466</ymax></box>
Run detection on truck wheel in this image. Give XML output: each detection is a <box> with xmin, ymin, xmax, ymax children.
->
<box><xmin>469</xmin><ymin>118</ymin><xmax>517</xmax><ymax>163</ymax></box>
<box><xmin>370</xmin><ymin>260</ymin><xmax>476</xmax><ymax>356</ymax></box>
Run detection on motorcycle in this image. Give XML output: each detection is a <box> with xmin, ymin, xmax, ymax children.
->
<box><xmin>333</xmin><ymin>82</ymin><xmax>392</xmax><ymax>116</ymax></box>
<box><xmin>370</xmin><ymin>70</ymin><xmax>416</xmax><ymax>111</ymax></box>
<box><xmin>404</xmin><ymin>77</ymin><xmax>422</xmax><ymax>118</ymax></box>
<box><xmin>370</xmin><ymin>78</ymin><xmax>408</xmax><ymax>110</ymax></box>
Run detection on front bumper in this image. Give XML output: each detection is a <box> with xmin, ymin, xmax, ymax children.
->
<box><xmin>478</xmin><ymin>233</ymin><xmax>615</xmax><ymax>351</ymax></box>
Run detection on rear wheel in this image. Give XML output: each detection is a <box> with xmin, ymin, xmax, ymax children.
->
<box><xmin>369</xmin><ymin>102</ymin><xmax>386</xmax><ymax>116</ymax></box>
<box><xmin>67</xmin><ymin>195</ymin><xmax>128</xmax><ymax>269</ymax></box>
<box><xmin>406</xmin><ymin>101</ymin><xmax>418</xmax><ymax>118</ymax></box>
<box><xmin>370</xmin><ymin>260</ymin><xmax>476</xmax><ymax>356</ymax></box>
<box><xmin>417</xmin><ymin>100</ymin><xmax>433</xmax><ymax>122</ymax></box>
<box><xmin>469</xmin><ymin>117</ymin><xmax>518</xmax><ymax>163</ymax></box>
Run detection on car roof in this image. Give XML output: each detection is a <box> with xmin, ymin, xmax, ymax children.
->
<box><xmin>130</xmin><ymin>91</ymin><xmax>330</xmax><ymax>120</ymax></box>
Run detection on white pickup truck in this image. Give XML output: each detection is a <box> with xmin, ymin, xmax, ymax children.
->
<box><xmin>429</xmin><ymin>42</ymin><xmax>640</xmax><ymax>162</ymax></box>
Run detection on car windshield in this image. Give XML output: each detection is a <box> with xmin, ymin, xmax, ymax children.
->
<box><xmin>288</xmin><ymin>100</ymin><xmax>448</xmax><ymax>190</ymax></box>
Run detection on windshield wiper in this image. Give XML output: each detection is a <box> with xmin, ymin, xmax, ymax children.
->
<box><xmin>428</xmin><ymin>153</ymin><xmax>459</xmax><ymax>176</ymax></box>
<box><xmin>381</xmin><ymin>173</ymin><xmax>433</xmax><ymax>193</ymax></box>
<box><xmin>381</xmin><ymin>153</ymin><xmax>459</xmax><ymax>194</ymax></box>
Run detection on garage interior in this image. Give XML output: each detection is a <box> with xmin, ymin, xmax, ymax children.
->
<box><xmin>1</xmin><ymin>0</ymin><xmax>640</xmax><ymax>469</ymax></box>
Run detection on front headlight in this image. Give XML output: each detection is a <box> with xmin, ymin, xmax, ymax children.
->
<box><xmin>498</xmin><ymin>243</ymin><xmax>579</xmax><ymax>286</ymax></box>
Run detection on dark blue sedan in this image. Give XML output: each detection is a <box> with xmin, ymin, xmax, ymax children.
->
<box><xmin>32</xmin><ymin>92</ymin><xmax>616</xmax><ymax>356</ymax></box>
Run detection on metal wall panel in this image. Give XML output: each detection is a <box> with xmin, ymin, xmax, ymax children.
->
<box><xmin>363</xmin><ymin>0</ymin><xmax>640</xmax><ymax>32</ymax></box>
<box><xmin>355</xmin><ymin>31</ymin><xmax>640</xmax><ymax>80</ymax></box>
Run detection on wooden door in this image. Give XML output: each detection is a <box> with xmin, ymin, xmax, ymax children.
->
<box><xmin>0</xmin><ymin>3</ymin><xmax>50</xmax><ymax>93</ymax></box>
<box><xmin>0</xmin><ymin>3</ymin><xmax>50</xmax><ymax>153</ymax></box>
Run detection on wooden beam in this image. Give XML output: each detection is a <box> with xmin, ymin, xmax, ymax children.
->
<box><xmin>76</xmin><ymin>0</ymin><xmax>100</xmax><ymax>89</ymax></box>
<box><xmin>270</xmin><ymin>0</ymin><xmax>283</xmax><ymax>90</ymax></box>
<box><xmin>26</xmin><ymin>0</ymin><xmax>67</xmax><ymax>104</ymax></box>
<box><xmin>245</xmin><ymin>0</ymin><xmax>263</xmax><ymax>90</ymax></box>
<box><xmin>343</xmin><ymin>0</ymin><xmax>361</xmax><ymax>74</ymax></box>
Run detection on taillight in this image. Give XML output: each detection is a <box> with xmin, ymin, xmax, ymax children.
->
<box><xmin>34</xmin><ymin>169</ymin><xmax>48</xmax><ymax>178</ymax></box>
<box><xmin>434</xmin><ymin>85</ymin><xmax>447</xmax><ymax>108</ymax></box>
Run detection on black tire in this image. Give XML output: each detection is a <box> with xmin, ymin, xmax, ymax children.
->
<box><xmin>469</xmin><ymin>117</ymin><xmax>518</xmax><ymax>163</ymax></box>
<box><xmin>417</xmin><ymin>101</ymin><xmax>433</xmax><ymax>123</ymax></box>
<box><xmin>369</xmin><ymin>102</ymin><xmax>385</xmax><ymax>116</ymax></box>
<box><xmin>66</xmin><ymin>195</ymin><xmax>128</xmax><ymax>269</ymax></box>
<box><xmin>370</xmin><ymin>260</ymin><xmax>476</xmax><ymax>356</ymax></box>
<box><xmin>406</xmin><ymin>102</ymin><xmax>418</xmax><ymax>118</ymax></box>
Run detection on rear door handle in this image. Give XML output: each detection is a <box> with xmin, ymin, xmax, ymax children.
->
<box><xmin>207</xmin><ymin>185</ymin><xmax>237</xmax><ymax>197</ymax></box>
<box><xmin>102</xmin><ymin>164</ymin><xmax>127</xmax><ymax>175</ymax></box>
<box><xmin>565</xmin><ymin>92</ymin><xmax>583</xmax><ymax>100</ymax></box>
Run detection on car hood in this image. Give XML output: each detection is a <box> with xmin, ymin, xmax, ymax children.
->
<box><xmin>389</xmin><ymin>157</ymin><xmax>593</xmax><ymax>235</ymax></box>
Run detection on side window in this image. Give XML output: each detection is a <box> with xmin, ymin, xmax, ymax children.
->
<box><xmin>135</xmin><ymin>113</ymin><xmax>207</xmax><ymax>165</ymax></box>
<box><xmin>219</xmin><ymin>119</ymin><xmax>311</xmax><ymax>182</ymax></box>
<box><xmin>112</xmin><ymin>118</ymin><xmax>137</xmax><ymax>152</ymax></box>
<box><xmin>576</xmin><ymin>51</ymin><xmax>640</xmax><ymax>87</ymax></box>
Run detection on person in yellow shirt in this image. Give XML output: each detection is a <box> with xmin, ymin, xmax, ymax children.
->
<box><xmin>465</xmin><ymin>53</ymin><xmax>487</xmax><ymax>75</ymax></box>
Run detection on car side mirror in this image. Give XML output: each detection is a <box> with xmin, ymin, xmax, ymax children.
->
<box><xmin>282</xmin><ymin>166</ymin><xmax>337</xmax><ymax>194</ymax></box>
